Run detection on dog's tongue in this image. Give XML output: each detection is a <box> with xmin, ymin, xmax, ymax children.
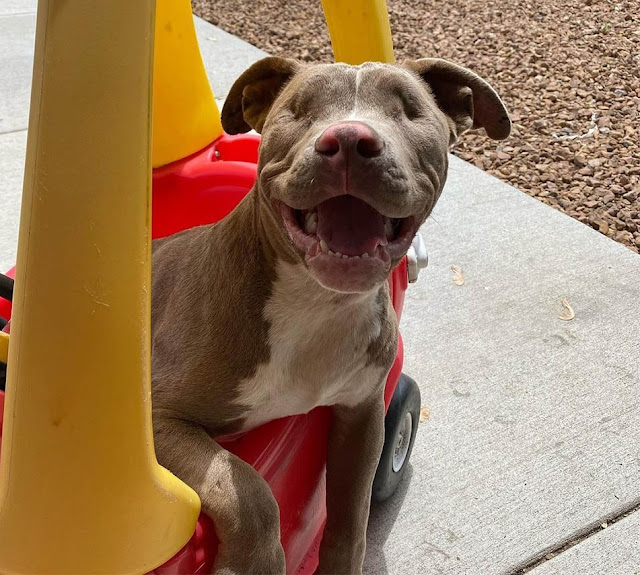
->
<box><xmin>316</xmin><ymin>195</ymin><xmax>386</xmax><ymax>256</ymax></box>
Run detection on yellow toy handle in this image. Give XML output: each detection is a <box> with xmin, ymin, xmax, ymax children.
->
<box><xmin>321</xmin><ymin>0</ymin><xmax>395</xmax><ymax>64</ymax></box>
<box><xmin>0</xmin><ymin>0</ymin><xmax>199</xmax><ymax>573</ymax></box>
<box><xmin>152</xmin><ymin>0</ymin><xmax>224</xmax><ymax>167</ymax></box>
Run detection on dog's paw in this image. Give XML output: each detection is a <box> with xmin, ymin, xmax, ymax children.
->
<box><xmin>204</xmin><ymin>459</ymin><xmax>286</xmax><ymax>575</ymax></box>
<box><xmin>213</xmin><ymin>538</ymin><xmax>285</xmax><ymax>575</ymax></box>
<box><xmin>315</xmin><ymin>535</ymin><xmax>365</xmax><ymax>575</ymax></box>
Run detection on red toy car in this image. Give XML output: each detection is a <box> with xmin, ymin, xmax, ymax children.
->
<box><xmin>0</xmin><ymin>132</ymin><xmax>422</xmax><ymax>575</ymax></box>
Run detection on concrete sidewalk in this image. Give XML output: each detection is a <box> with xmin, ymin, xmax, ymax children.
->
<box><xmin>1</xmin><ymin>4</ymin><xmax>639</xmax><ymax>574</ymax></box>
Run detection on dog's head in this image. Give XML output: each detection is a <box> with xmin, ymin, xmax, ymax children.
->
<box><xmin>222</xmin><ymin>57</ymin><xmax>510</xmax><ymax>293</ymax></box>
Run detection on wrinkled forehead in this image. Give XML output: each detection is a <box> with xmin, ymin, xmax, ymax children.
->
<box><xmin>279</xmin><ymin>62</ymin><xmax>423</xmax><ymax>114</ymax></box>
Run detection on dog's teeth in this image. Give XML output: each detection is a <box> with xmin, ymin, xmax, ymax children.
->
<box><xmin>342</xmin><ymin>254</ymin><xmax>349</xmax><ymax>259</ymax></box>
<box><xmin>334</xmin><ymin>251</ymin><xmax>342</xmax><ymax>257</ymax></box>
<box><xmin>320</xmin><ymin>239</ymin><xmax>329</xmax><ymax>253</ymax></box>
<box><xmin>304</xmin><ymin>212</ymin><xmax>318</xmax><ymax>234</ymax></box>
<box><xmin>352</xmin><ymin>254</ymin><xmax>360</xmax><ymax>259</ymax></box>
<box><xmin>362</xmin><ymin>253</ymin><xmax>370</xmax><ymax>259</ymax></box>
<box><xmin>383</xmin><ymin>217</ymin><xmax>394</xmax><ymax>239</ymax></box>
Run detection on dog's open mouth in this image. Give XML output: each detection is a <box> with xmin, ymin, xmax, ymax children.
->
<box><xmin>280</xmin><ymin>195</ymin><xmax>416</xmax><ymax>289</ymax></box>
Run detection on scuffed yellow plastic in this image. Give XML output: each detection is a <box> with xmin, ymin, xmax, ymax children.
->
<box><xmin>152</xmin><ymin>0</ymin><xmax>224</xmax><ymax>167</ymax></box>
<box><xmin>0</xmin><ymin>331</ymin><xmax>8</xmax><ymax>364</ymax></box>
<box><xmin>321</xmin><ymin>0</ymin><xmax>395</xmax><ymax>64</ymax></box>
<box><xmin>0</xmin><ymin>0</ymin><xmax>200</xmax><ymax>573</ymax></box>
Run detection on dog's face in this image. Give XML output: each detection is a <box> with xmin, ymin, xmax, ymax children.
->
<box><xmin>222</xmin><ymin>57</ymin><xmax>510</xmax><ymax>293</ymax></box>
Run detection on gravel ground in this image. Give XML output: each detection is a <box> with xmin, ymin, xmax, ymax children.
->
<box><xmin>194</xmin><ymin>0</ymin><xmax>640</xmax><ymax>253</ymax></box>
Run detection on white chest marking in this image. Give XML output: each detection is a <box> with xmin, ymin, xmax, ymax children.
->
<box><xmin>235</xmin><ymin>261</ymin><xmax>386</xmax><ymax>430</ymax></box>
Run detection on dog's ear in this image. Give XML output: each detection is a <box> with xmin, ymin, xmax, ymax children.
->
<box><xmin>404</xmin><ymin>58</ymin><xmax>511</xmax><ymax>142</ymax></box>
<box><xmin>221</xmin><ymin>57</ymin><xmax>302</xmax><ymax>134</ymax></box>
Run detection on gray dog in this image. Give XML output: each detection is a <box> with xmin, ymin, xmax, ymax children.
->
<box><xmin>151</xmin><ymin>56</ymin><xmax>510</xmax><ymax>574</ymax></box>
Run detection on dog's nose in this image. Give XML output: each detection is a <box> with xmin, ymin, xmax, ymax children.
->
<box><xmin>315</xmin><ymin>122</ymin><xmax>384</xmax><ymax>159</ymax></box>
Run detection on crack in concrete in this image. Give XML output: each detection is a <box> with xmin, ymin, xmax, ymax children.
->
<box><xmin>505</xmin><ymin>497</ymin><xmax>640</xmax><ymax>574</ymax></box>
<box><xmin>0</xmin><ymin>128</ymin><xmax>28</xmax><ymax>136</ymax></box>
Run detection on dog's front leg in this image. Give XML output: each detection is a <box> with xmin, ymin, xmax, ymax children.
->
<box><xmin>316</xmin><ymin>397</ymin><xmax>385</xmax><ymax>575</ymax></box>
<box><xmin>153</xmin><ymin>413</ymin><xmax>286</xmax><ymax>575</ymax></box>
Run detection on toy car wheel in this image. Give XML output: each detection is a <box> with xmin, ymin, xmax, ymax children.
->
<box><xmin>372</xmin><ymin>373</ymin><xmax>421</xmax><ymax>502</ymax></box>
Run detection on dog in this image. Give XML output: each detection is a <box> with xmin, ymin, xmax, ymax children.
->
<box><xmin>151</xmin><ymin>56</ymin><xmax>510</xmax><ymax>574</ymax></box>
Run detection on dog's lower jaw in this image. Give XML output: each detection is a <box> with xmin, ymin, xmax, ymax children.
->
<box><xmin>307</xmin><ymin>254</ymin><xmax>390</xmax><ymax>293</ymax></box>
<box><xmin>278</xmin><ymin>198</ymin><xmax>416</xmax><ymax>293</ymax></box>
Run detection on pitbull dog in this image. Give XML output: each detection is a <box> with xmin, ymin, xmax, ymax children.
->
<box><xmin>151</xmin><ymin>56</ymin><xmax>510</xmax><ymax>574</ymax></box>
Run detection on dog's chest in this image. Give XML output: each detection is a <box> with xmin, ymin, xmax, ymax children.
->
<box><xmin>235</xmin><ymin>262</ymin><xmax>388</xmax><ymax>430</ymax></box>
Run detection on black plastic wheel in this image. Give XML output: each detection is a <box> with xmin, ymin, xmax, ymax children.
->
<box><xmin>372</xmin><ymin>373</ymin><xmax>421</xmax><ymax>502</ymax></box>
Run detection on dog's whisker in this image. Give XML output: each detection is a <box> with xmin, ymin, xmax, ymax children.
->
<box><xmin>426</xmin><ymin>213</ymin><xmax>445</xmax><ymax>233</ymax></box>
